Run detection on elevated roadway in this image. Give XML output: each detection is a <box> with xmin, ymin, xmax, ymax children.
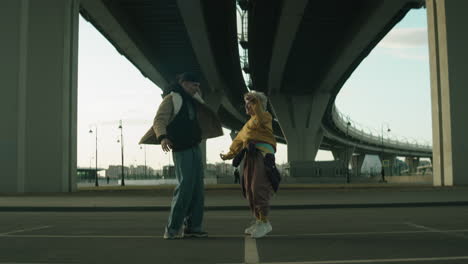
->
<box><xmin>4</xmin><ymin>0</ymin><xmax>468</xmax><ymax>192</ymax></box>
<box><xmin>80</xmin><ymin>0</ymin><xmax>430</xmax><ymax>178</ymax></box>
<box><xmin>248</xmin><ymin>0</ymin><xmax>428</xmax><ymax>163</ymax></box>
<box><xmin>80</xmin><ymin>0</ymin><xmax>249</xmax><ymax>129</ymax></box>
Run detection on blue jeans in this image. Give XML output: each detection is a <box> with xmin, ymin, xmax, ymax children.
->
<box><xmin>166</xmin><ymin>145</ymin><xmax>204</xmax><ymax>234</ymax></box>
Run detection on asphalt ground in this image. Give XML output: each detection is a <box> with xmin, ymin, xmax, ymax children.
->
<box><xmin>1</xmin><ymin>206</ymin><xmax>468</xmax><ymax>264</ymax></box>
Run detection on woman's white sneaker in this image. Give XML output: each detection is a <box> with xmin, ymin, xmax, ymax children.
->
<box><xmin>251</xmin><ymin>221</ymin><xmax>272</xmax><ymax>238</ymax></box>
<box><xmin>244</xmin><ymin>221</ymin><xmax>257</xmax><ymax>235</ymax></box>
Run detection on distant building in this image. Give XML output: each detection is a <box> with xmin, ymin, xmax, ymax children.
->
<box><xmin>162</xmin><ymin>165</ymin><xmax>175</xmax><ymax>179</ymax></box>
<box><xmin>106</xmin><ymin>165</ymin><xmax>129</xmax><ymax>179</ymax></box>
<box><xmin>77</xmin><ymin>167</ymin><xmax>105</xmax><ymax>181</ymax></box>
<box><xmin>106</xmin><ymin>165</ymin><xmax>158</xmax><ymax>179</ymax></box>
<box><xmin>204</xmin><ymin>162</ymin><xmax>235</xmax><ymax>184</ymax></box>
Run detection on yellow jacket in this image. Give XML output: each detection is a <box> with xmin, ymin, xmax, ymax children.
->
<box><xmin>223</xmin><ymin>101</ymin><xmax>276</xmax><ymax>159</ymax></box>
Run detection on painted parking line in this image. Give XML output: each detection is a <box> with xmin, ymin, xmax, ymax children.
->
<box><xmin>0</xmin><ymin>225</ymin><xmax>52</xmax><ymax>236</ymax></box>
<box><xmin>0</xmin><ymin>262</ymin><xmax>53</xmax><ymax>264</ymax></box>
<box><xmin>260</xmin><ymin>256</ymin><xmax>468</xmax><ymax>264</ymax></box>
<box><xmin>1</xmin><ymin>234</ymin><xmax>159</xmax><ymax>239</ymax></box>
<box><xmin>405</xmin><ymin>222</ymin><xmax>468</xmax><ymax>239</ymax></box>
<box><xmin>405</xmin><ymin>222</ymin><xmax>444</xmax><ymax>232</ymax></box>
<box><xmin>0</xmin><ymin>234</ymin><xmax>241</xmax><ymax>239</ymax></box>
<box><xmin>0</xmin><ymin>263</ymin><xmax>52</xmax><ymax>264</ymax></box>
<box><xmin>245</xmin><ymin>235</ymin><xmax>260</xmax><ymax>264</ymax></box>
<box><xmin>0</xmin><ymin>234</ymin><xmax>247</xmax><ymax>239</ymax></box>
<box><xmin>2</xmin><ymin>228</ymin><xmax>468</xmax><ymax>239</ymax></box>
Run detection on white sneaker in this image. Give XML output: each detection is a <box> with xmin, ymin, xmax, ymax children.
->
<box><xmin>244</xmin><ymin>221</ymin><xmax>257</xmax><ymax>235</ymax></box>
<box><xmin>251</xmin><ymin>221</ymin><xmax>272</xmax><ymax>239</ymax></box>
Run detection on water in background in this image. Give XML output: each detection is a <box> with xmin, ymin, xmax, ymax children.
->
<box><xmin>77</xmin><ymin>177</ymin><xmax>218</xmax><ymax>187</ymax></box>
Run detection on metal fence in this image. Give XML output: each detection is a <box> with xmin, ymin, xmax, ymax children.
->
<box><xmin>331</xmin><ymin>105</ymin><xmax>432</xmax><ymax>152</ymax></box>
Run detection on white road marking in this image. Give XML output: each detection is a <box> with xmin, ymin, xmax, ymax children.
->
<box><xmin>2</xmin><ymin>234</ymin><xmax>160</xmax><ymax>239</ymax></box>
<box><xmin>405</xmin><ymin>222</ymin><xmax>468</xmax><ymax>239</ymax></box>
<box><xmin>266</xmin><ymin>230</ymin><xmax>432</xmax><ymax>237</ymax></box>
<box><xmin>261</xmin><ymin>255</ymin><xmax>468</xmax><ymax>264</ymax></box>
<box><xmin>1</xmin><ymin>228</ymin><xmax>468</xmax><ymax>239</ymax></box>
<box><xmin>3</xmin><ymin>227</ymin><xmax>468</xmax><ymax>264</ymax></box>
<box><xmin>404</xmin><ymin>222</ymin><xmax>439</xmax><ymax>232</ymax></box>
<box><xmin>0</xmin><ymin>263</ymin><xmax>51</xmax><ymax>264</ymax></box>
<box><xmin>0</xmin><ymin>263</ymin><xmax>49</xmax><ymax>264</ymax></box>
<box><xmin>0</xmin><ymin>225</ymin><xmax>52</xmax><ymax>236</ymax></box>
<box><xmin>244</xmin><ymin>235</ymin><xmax>260</xmax><ymax>264</ymax></box>
<box><xmin>0</xmin><ymin>234</ymin><xmax>240</xmax><ymax>239</ymax></box>
<box><xmin>246</xmin><ymin>229</ymin><xmax>468</xmax><ymax>237</ymax></box>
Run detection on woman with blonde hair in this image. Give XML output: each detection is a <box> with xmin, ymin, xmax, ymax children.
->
<box><xmin>220</xmin><ymin>90</ymin><xmax>278</xmax><ymax>238</ymax></box>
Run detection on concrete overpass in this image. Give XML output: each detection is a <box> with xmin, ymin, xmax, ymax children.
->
<box><xmin>246</xmin><ymin>0</ymin><xmax>433</xmax><ymax>176</ymax></box>
<box><xmin>79</xmin><ymin>0</ymin><xmax>249</xmax><ymax>127</ymax></box>
<box><xmin>80</xmin><ymin>0</ymin><xmax>431</xmax><ymax>180</ymax></box>
<box><xmin>2</xmin><ymin>0</ymin><xmax>467</xmax><ymax>192</ymax></box>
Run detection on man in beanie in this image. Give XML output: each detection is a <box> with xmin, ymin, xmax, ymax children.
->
<box><xmin>140</xmin><ymin>72</ymin><xmax>223</xmax><ymax>239</ymax></box>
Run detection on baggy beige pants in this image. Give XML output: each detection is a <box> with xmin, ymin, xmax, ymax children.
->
<box><xmin>243</xmin><ymin>150</ymin><xmax>273</xmax><ymax>219</ymax></box>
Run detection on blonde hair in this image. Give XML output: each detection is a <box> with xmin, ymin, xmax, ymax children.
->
<box><xmin>244</xmin><ymin>90</ymin><xmax>268</xmax><ymax>110</ymax></box>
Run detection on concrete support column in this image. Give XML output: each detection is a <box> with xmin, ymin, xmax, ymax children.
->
<box><xmin>351</xmin><ymin>154</ymin><xmax>366</xmax><ymax>177</ymax></box>
<box><xmin>0</xmin><ymin>0</ymin><xmax>79</xmax><ymax>193</ymax></box>
<box><xmin>331</xmin><ymin>146</ymin><xmax>355</xmax><ymax>175</ymax></box>
<box><xmin>332</xmin><ymin>147</ymin><xmax>354</xmax><ymax>164</ymax></box>
<box><xmin>427</xmin><ymin>0</ymin><xmax>468</xmax><ymax>185</ymax></box>
<box><xmin>270</xmin><ymin>93</ymin><xmax>330</xmax><ymax>178</ymax></box>
<box><xmin>203</xmin><ymin>91</ymin><xmax>223</xmax><ymax>113</ymax></box>
<box><xmin>379</xmin><ymin>154</ymin><xmax>396</xmax><ymax>178</ymax></box>
<box><xmin>405</xmin><ymin>157</ymin><xmax>420</xmax><ymax>174</ymax></box>
<box><xmin>199</xmin><ymin>92</ymin><xmax>223</xmax><ymax>169</ymax></box>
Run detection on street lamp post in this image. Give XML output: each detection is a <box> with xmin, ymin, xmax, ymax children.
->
<box><xmin>380</xmin><ymin>123</ymin><xmax>391</xmax><ymax>182</ymax></box>
<box><xmin>89</xmin><ymin>127</ymin><xmax>98</xmax><ymax>187</ymax></box>
<box><xmin>345</xmin><ymin>121</ymin><xmax>351</xmax><ymax>183</ymax></box>
<box><xmin>140</xmin><ymin>145</ymin><xmax>147</xmax><ymax>178</ymax></box>
<box><xmin>118</xmin><ymin>120</ymin><xmax>125</xmax><ymax>186</ymax></box>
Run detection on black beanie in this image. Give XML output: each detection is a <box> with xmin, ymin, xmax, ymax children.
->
<box><xmin>177</xmin><ymin>72</ymin><xmax>200</xmax><ymax>83</ymax></box>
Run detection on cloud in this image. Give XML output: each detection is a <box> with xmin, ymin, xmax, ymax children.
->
<box><xmin>375</xmin><ymin>27</ymin><xmax>429</xmax><ymax>61</ymax></box>
<box><xmin>378</xmin><ymin>27</ymin><xmax>428</xmax><ymax>49</ymax></box>
<box><xmin>383</xmin><ymin>48</ymin><xmax>428</xmax><ymax>61</ymax></box>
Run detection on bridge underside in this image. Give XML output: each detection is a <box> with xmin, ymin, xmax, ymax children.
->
<box><xmin>1</xmin><ymin>0</ymin><xmax>467</xmax><ymax>192</ymax></box>
<box><xmin>247</xmin><ymin>0</ymin><xmax>427</xmax><ymax>176</ymax></box>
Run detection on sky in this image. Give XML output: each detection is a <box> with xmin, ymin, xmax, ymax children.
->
<box><xmin>77</xmin><ymin>8</ymin><xmax>431</xmax><ymax>171</ymax></box>
<box><xmin>335</xmin><ymin>9</ymin><xmax>431</xmax><ymax>146</ymax></box>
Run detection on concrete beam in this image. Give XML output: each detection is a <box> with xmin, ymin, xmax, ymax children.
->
<box><xmin>268</xmin><ymin>0</ymin><xmax>309</xmax><ymax>93</ymax></box>
<box><xmin>332</xmin><ymin>147</ymin><xmax>354</xmax><ymax>163</ymax></box>
<box><xmin>319</xmin><ymin>0</ymin><xmax>413</xmax><ymax>93</ymax></box>
<box><xmin>427</xmin><ymin>0</ymin><xmax>468</xmax><ymax>186</ymax></box>
<box><xmin>178</xmin><ymin>0</ymin><xmax>249</xmax><ymax>129</ymax></box>
<box><xmin>203</xmin><ymin>91</ymin><xmax>224</xmax><ymax>113</ymax></box>
<box><xmin>177</xmin><ymin>0</ymin><xmax>224</xmax><ymax>95</ymax></box>
<box><xmin>221</xmin><ymin>96</ymin><xmax>247</xmax><ymax>123</ymax></box>
<box><xmin>332</xmin><ymin>146</ymin><xmax>355</xmax><ymax>168</ymax></box>
<box><xmin>405</xmin><ymin>157</ymin><xmax>420</xmax><ymax>174</ymax></box>
<box><xmin>80</xmin><ymin>0</ymin><xmax>169</xmax><ymax>89</ymax></box>
<box><xmin>351</xmin><ymin>154</ymin><xmax>366</xmax><ymax>177</ymax></box>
